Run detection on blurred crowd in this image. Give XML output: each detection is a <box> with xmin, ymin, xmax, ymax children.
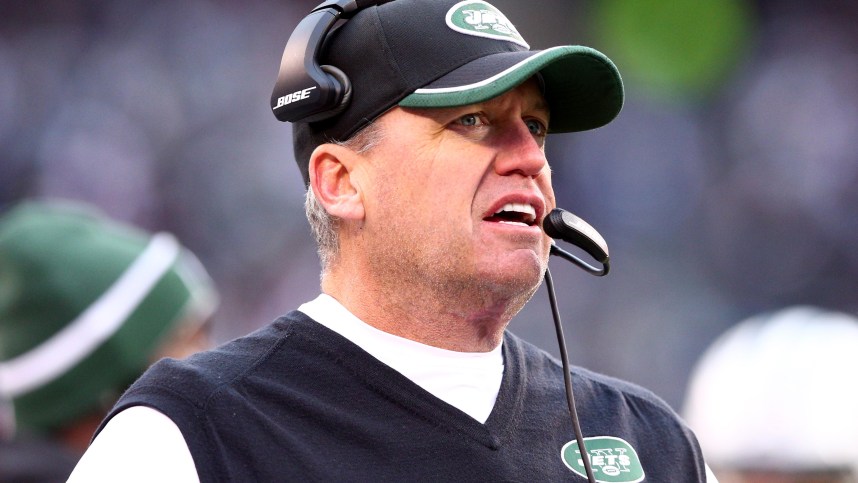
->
<box><xmin>1</xmin><ymin>0</ymin><xmax>857</xmax><ymax>415</ymax></box>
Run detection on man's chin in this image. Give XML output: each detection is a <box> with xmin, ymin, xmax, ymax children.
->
<box><xmin>475</xmin><ymin>254</ymin><xmax>546</xmax><ymax>296</ymax></box>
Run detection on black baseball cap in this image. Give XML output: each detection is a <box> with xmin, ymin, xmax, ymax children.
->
<box><xmin>288</xmin><ymin>0</ymin><xmax>624</xmax><ymax>184</ymax></box>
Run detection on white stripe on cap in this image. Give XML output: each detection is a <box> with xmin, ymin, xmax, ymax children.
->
<box><xmin>0</xmin><ymin>233</ymin><xmax>181</xmax><ymax>398</ymax></box>
<box><xmin>410</xmin><ymin>46</ymin><xmax>563</xmax><ymax>95</ymax></box>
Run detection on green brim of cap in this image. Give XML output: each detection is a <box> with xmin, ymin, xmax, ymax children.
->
<box><xmin>398</xmin><ymin>45</ymin><xmax>624</xmax><ymax>133</ymax></box>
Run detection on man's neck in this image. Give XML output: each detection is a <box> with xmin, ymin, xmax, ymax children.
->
<box><xmin>322</xmin><ymin>265</ymin><xmax>522</xmax><ymax>352</ymax></box>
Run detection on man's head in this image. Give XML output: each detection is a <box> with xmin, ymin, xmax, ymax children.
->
<box><xmin>277</xmin><ymin>1</ymin><xmax>623</xmax><ymax>337</ymax></box>
<box><xmin>0</xmin><ymin>200</ymin><xmax>219</xmax><ymax>439</ymax></box>
<box><xmin>281</xmin><ymin>0</ymin><xmax>622</xmax><ymax>254</ymax></box>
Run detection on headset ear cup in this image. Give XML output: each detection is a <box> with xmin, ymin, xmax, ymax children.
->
<box><xmin>320</xmin><ymin>65</ymin><xmax>352</xmax><ymax>118</ymax></box>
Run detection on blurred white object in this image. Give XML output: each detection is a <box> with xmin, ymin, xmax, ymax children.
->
<box><xmin>683</xmin><ymin>305</ymin><xmax>858</xmax><ymax>475</ymax></box>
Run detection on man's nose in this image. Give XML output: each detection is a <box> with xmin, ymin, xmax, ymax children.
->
<box><xmin>493</xmin><ymin>122</ymin><xmax>548</xmax><ymax>178</ymax></box>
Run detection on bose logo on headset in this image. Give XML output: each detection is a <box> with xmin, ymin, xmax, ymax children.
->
<box><xmin>270</xmin><ymin>0</ymin><xmax>392</xmax><ymax>123</ymax></box>
<box><xmin>274</xmin><ymin>86</ymin><xmax>318</xmax><ymax>110</ymax></box>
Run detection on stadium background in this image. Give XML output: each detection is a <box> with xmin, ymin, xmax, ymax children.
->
<box><xmin>2</xmin><ymin>0</ymin><xmax>857</xmax><ymax>410</ymax></box>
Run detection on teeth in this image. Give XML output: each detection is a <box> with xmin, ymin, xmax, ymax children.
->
<box><xmin>496</xmin><ymin>203</ymin><xmax>536</xmax><ymax>217</ymax></box>
<box><xmin>494</xmin><ymin>203</ymin><xmax>536</xmax><ymax>224</ymax></box>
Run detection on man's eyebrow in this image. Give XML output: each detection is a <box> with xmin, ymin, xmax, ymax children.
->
<box><xmin>532</xmin><ymin>98</ymin><xmax>550</xmax><ymax>118</ymax></box>
<box><xmin>479</xmin><ymin>95</ymin><xmax>550</xmax><ymax>116</ymax></box>
<box><xmin>518</xmin><ymin>97</ymin><xmax>551</xmax><ymax>124</ymax></box>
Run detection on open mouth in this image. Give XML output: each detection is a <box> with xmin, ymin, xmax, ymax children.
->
<box><xmin>484</xmin><ymin>203</ymin><xmax>537</xmax><ymax>227</ymax></box>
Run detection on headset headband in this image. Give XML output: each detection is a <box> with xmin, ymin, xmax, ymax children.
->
<box><xmin>270</xmin><ymin>0</ymin><xmax>394</xmax><ymax>123</ymax></box>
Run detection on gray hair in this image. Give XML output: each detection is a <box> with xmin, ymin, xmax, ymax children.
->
<box><xmin>304</xmin><ymin>121</ymin><xmax>385</xmax><ymax>272</ymax></box>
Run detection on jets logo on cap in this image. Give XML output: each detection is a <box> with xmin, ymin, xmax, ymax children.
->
<box><xmin>445</xmin><ymin>1</ymin><xmax>529</xmax><ymax>48</ymax></box>
<box><xmin>561</xmin><ymin>436</ymin><xmax>645</xmax><ymax>482</ymax></box>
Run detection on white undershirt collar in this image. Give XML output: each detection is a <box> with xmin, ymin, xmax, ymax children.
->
<box><xmin>298</xmin><ymin>293</ymin><xmax>504</xmax><ymax>424</ymax></box>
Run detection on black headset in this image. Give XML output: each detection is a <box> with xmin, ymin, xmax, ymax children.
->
<box><xmin>270</xmin><ymin>0</ymin><xmax>394</xmax><ymax>123</ymax></box>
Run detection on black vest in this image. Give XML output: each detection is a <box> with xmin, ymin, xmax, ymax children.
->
<box><xmin>101</xmin><ymin>312</ymin><xmax>708</xmax><ymax>482</ymax></box>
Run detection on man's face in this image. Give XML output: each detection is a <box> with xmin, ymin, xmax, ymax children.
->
<box><xmin>354</xmin><ymin>79</ymin><xmax>555</xmax><ymax>310</ymax></box>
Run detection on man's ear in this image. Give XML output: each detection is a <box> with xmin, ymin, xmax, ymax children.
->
<box><xmin>308</xmin><ymin>144</ymin><xmax>365</xmax><ymax>221</ymax></box>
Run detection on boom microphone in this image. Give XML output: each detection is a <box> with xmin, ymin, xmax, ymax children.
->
<box><xmin>543</xmin><ymin>208</ymin><xmax>609</xmax><ymax>276</ymax></box>
<box><xmin>542</xmin><ymin>207</ymin><xmax>611</xmax><ymax>483</ymax></box>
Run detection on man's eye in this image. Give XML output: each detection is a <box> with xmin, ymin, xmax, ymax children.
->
<box><xmin>458</xmin><ymin>113</ymin><xmax>484</xmax><ymax>127</ymax></box>
<box><xmin>525</xmin><ymin>118</ymin><xmax>547</xmax><ymax>136</ymax></box>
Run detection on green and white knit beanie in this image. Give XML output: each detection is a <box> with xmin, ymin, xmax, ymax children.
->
<box><xmin>0</xmin><ymin>199</ymin><xmax>218</xmax><ymax>435</ymax></box>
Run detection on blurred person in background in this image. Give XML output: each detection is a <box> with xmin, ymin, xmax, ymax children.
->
<box><xmin>683</xmin><ymin>306</ymin><xmax>858</xmax><ymax>483</ymax></box>
<box><xmin>0</xmin><ymin>199</ymin><xmax>219</xmax><ymax>482</ymax></box>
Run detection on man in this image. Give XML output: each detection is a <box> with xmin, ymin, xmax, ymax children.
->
<box><xmin>71</xmin><ymin>1</ymin><xmax>713</xmax><ymax>481</ymax></box>
<box><xmin>0</xmin><ymin>199</ymin><xmax>218</xmax><ymax>482</ymax></box>
<box><xmin>683</xmin><ymin>306</ymin><xmax>858</xmax><ymax>483</ymax></box>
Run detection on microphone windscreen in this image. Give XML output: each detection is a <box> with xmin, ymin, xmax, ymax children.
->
<box><xmin>543</xmin><ymin>209</ymin><xmax>609</xmax><ymax>263</ymax></box>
